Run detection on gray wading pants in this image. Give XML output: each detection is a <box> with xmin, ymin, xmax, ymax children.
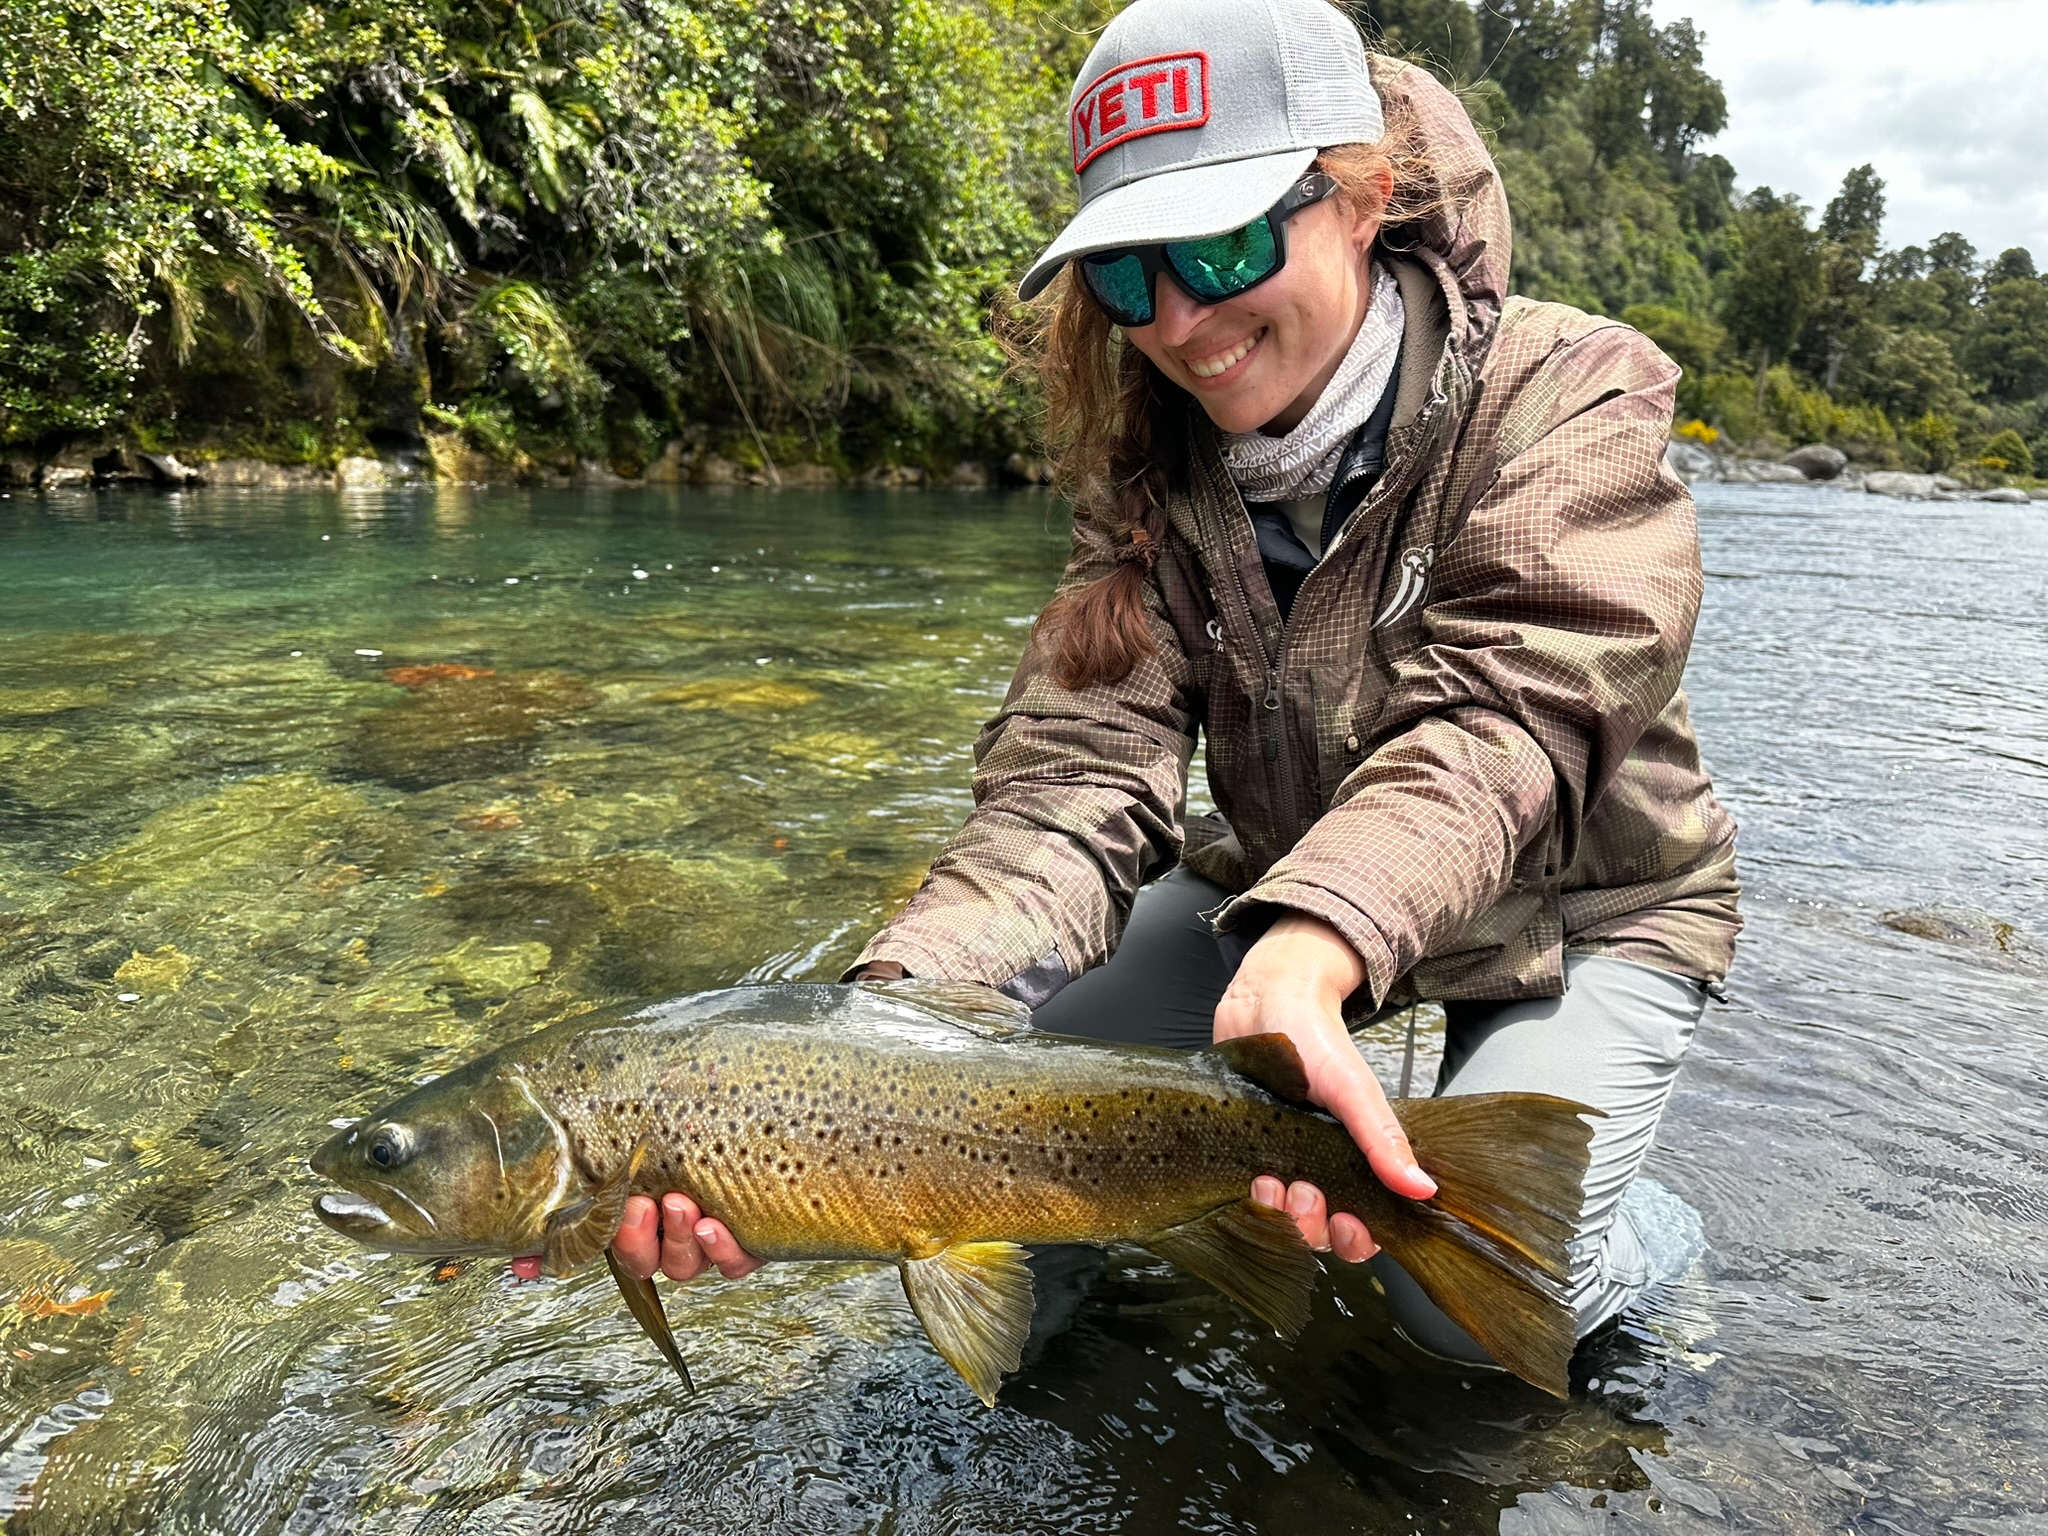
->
<box><xmin>1029</xmin><ymin>867</ymin><xmax>1707</xmax><ymax>1366</ymax></box>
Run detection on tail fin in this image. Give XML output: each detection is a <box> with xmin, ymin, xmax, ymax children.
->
<box><xmin>1370</xmin><ymin>1092</ymin><xmax>1600</xmax><ymax>1397</ymax></box>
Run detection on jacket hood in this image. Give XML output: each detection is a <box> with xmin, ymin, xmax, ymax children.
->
<box><xmin>1366</xmin><ymin>56</ymin><xmax>1511</xmax><ymax>347</ymax></box>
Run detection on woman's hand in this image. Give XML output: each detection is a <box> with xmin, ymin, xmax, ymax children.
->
<box><xmin>508</xmin><ymin>1195</ymin><xmax>762</xmax><ymax>1282</ymax></box>
<box><xmin>1216</xmin><ymin>911</ymin><xmax>1437</xmax><ymax>1262</ymax></box>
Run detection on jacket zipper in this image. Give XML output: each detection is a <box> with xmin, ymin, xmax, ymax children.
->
<box><xmin>1206</xmin><ymin>494</ymin><xmax>1302</xmax><ymax>841</ymax></box>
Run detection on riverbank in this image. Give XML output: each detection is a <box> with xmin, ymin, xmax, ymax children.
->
<box><xmin>0</xmin><ymin>436</ymin><xmax>1058</xmax><ymax>495</ymax></box>
<box><xmin>1665</xmin><ymin>438</ymin><xmax>2046</xmax><ymax>502</ymax></box>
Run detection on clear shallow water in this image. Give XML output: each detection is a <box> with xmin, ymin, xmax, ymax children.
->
<box><xmin>0</xmin><ymin>481</ymin><xmax>2042</xmax><ymax>1534</ymax></box>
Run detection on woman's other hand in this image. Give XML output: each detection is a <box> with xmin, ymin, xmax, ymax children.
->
<box><xmin>1216</xmin><ymin>911</ymin><xmax>1437</xmax><ymax>1262</ymax></box>
<box><xmin>508</xmin><ymin>1194</ymin><xmax>763</xmax><ymax>1282</ymax></box>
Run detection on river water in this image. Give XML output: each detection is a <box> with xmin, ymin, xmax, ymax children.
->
<box><xmin>0</xmin><ymin>481</ymin><xmax>2041</xmax><ymax>1534</ymax></box>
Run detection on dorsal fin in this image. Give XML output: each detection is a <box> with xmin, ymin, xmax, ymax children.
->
<box><xmin>865</xmin><ymin>978</ymin><xmax>1034</xmax><ymax>1039</ymax></box>
<box><xmin>1206</xmin><ymin>1032</ymin><xmax>1311</xmax><ymax>1102</ymax></box>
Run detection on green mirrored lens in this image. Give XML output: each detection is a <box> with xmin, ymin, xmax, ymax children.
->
<box><xmin>1081</xmin><ymin>253</ymin><xmax>1153</xmax><ymax>324</ymax></box>
<box><xmin>1168</xmin><ymin>218</ymin><xmax>1279</xmax><ymax>302</ymax></box>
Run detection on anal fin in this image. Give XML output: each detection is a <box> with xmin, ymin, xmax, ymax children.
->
<box><xmin>606</xmin><ymin>1249</ymin><xmax>694</xmax><ymax>1392</ymax></box>
<box><xmin>542</xmin><ymin>1139</ymin><xmax>648</xmax><ymax>1277</ymax></box>
<box><xmin>1141</xmin><ymin>1197</ymin><xmax>1317</xmax><ymax>1339</ymax></box>
<box><xmin>899</xmin><ymin>1240</ymin><xmax>1035</xmax><ymax>1407</ymax></box>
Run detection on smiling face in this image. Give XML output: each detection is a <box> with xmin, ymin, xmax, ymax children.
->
<box><xmin>1122</xmin><ymin>184</ymin><xmax>1389</xmax><ymax>436</ymax></box>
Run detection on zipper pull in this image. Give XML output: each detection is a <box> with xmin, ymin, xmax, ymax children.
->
<box><xmin>1262</xmin><ymin>669</ymin><xmax>1282</xmax><ymax>762</ymax></box>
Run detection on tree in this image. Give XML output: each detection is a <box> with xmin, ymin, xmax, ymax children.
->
<box><xmin>1804</xmin><ymin>164</ymin><xmax>1885</xmax><ymax>391</ymax></box>
<box><xmin>1970</xmin><ymin>267</ymin><xmax>2048</xmax><ymax>402</ymax></box>
<box><xmin>1721</xmin><ymin>189</ymin><xmax>1823</xmax><ymax>408</ymax></box>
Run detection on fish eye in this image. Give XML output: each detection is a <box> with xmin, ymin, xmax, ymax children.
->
<box><xmin>366</xmin><ymin>1127</ymin><xmax>411</xmax><ymax>1169</ymax></box>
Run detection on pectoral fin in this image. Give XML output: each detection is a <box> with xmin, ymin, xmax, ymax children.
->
<box><xmin>1206</xmin><ymin>1033</ymin><xmax>1312</xmax><ymax>1102</ymax></box>
<box><xmin>542</xmin><ymin>1139</ymin><xmax>648</xmax><ymax>1277</ymax></box>
<box><xmin>898</xmin><ymin>1240</ymin><xmax>1036</xmax><ymax>1407</ymax></box>
<box><xmin>605</xmin><ymin>1249</ymin><xmax>694</xmax><ymax>1392</ymax></box>
<box><xmin>1141</xmin><ymin>1197</ymin><xmax>1317</xmax><ymax>1339</ymax></box>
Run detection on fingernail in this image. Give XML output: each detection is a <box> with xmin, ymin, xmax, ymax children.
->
<box><xmin>694</xmin><ymin>1222</ymin><xmax>717</xmax><ymax>1244</ymax></box>
<box><xmin>1288</xmin><ymin>1186</ymin><xmax>1314</xmax><ymax>1214</ymax></box>
<box><xmin>663</xmin><ymin>1194</ymin><xmax>687</xmax><ymax>1217</ymax></box>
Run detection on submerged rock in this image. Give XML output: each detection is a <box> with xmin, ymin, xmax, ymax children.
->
<box><xmin>113</xmin><ymin>945</ymin><xmax>198</xmax><ymax>995</ymax></box>
<box><xmin>0</xmin><ymin>684</ymin><xmax>112</xmax><ymax>718</ymax></box>
<box><xmin>651</xmin><ymin>677</ymin><xmax>823</xmax><ymax>714</ymax></box>
<box><xmin>350</xmin><ymin>668</ymin><xmax>598</xmax><ymax>787</ymax></box>
<box><xmin>1880</xmin><ymin>906</ymin><xmax>2038</xmax><ymax>966</ymax></box>
<box><xmin>68</xmin><ymin>773</ymin><xmax>379</xmax><ymax>894</ymax></box>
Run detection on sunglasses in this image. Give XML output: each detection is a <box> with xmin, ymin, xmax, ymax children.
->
<box><xmin>1077</xmin><ymin>173</ymin><xmax>1339</xmax><ymax>329</ymax></box>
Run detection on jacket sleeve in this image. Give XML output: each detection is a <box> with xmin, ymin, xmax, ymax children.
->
<box><xmin>849</xmin><ymin>519</ymin><xmax>1199</xmax><ymax>1000</ymax></box>
<box><xmin>1221</xmin><ymin>325</ymin><xmax>1702</xmax><ymax>1004</ymax></box>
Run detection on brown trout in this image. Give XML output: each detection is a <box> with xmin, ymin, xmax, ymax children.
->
<box><xmin>312</xmin><ymin>981</ymin><xmax>1598</xmax><ymax>1401</ymax></box>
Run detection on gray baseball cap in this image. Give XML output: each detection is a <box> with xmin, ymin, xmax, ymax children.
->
<box><xmin>1017</xmin><ymin>0</ymin><xmax>1384</xmax><ymax>302</ymax></box>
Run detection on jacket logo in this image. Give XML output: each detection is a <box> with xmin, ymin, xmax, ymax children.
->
<box><xmin>1373</xmin><ymin>544</ymin><xmax>1436</xmax><ymax>628</ymax></box>
<box><xmin>1071</xmin><ymin>52</ymin><xmax>1209</xmax><ymax>174</ymax></box>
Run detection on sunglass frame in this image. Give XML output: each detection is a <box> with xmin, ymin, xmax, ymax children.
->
<box><xmin>1077</xmin><ymin>172</ymin><xmax>1340</xmax><ymax>328</ymax></box>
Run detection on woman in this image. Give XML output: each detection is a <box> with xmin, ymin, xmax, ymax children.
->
<box><xmin>595</xmin><ymin>0</ymin><xmax>1741</xmax><ymax>1370</ymax></box>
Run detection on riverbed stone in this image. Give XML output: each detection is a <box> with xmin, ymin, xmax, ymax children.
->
<box><xmin>945</xmin><ymin>460</ymin><xmax>992</xmax><ymax>490</ymax></box>
<box><xmin>1863</xmin><ymin>471</ymin><xmax>1941</xmax><ymax>498</ymax></box>
<box><xmin>1977</xmin><ymin>487</ymin><xmax>2031</xmax><ymax>503</ymax></box>
<box><xmin>1784</xmin><ymin>444</ymin><xmax>1847</xmax><ymax>480</ymax></box>
<box><xmin>350</xmin><ymin>668</ymin><xmax>599</xmax><ymax>787</ymax></box>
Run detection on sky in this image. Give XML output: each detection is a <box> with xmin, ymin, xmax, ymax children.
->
<box><xmin>1648</xmin><ymin>0</ymin><xmax>2048</xmax><ymax>261</ymax></box>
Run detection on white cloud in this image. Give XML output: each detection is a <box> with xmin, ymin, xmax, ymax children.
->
<box><xmin>1650</xmin><ymin>0</ymin><xmax>2048</xmax><ymax>261</ymax></box>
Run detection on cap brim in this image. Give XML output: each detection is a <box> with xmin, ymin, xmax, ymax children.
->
<box><xmin>1017</xmin><ymin>147</ymin><xmax>1318</xmax><ymax>302</ymax></box>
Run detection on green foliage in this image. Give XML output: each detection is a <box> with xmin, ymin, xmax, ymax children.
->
<box><xmin>1979</xmin><ymin>428</ymin><xmax>2035</xmax><ymax>478</ymax></box>
<box><xmin>2</xmin><ymin>0</ymin><xmax>2042</xmax><ymax>471</ymax></box>
<box><xmin>1903</xmin><ymin>411</ymin><xmax>1960</xmax><ymax>473</ymax></box>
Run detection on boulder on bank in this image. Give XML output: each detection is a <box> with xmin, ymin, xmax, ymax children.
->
<box><xmin>777</xmin><ymin>462</ymin><xmax>841</xmax><ymax>487</ymax></box>
<box><xmin>1002</xmin><ymin>452</ymin><xmax>1054</xmax><ymax>486</ymax></box>
<box><xmin>198</xmin><ymin>458</ymin><xmax>333</xmax><ymax>489</ymax></box>
<box><xmin>1784</xmin><ymin>444</ymin><xmax>1847</xmax><ymax>480</ymax></box>
<box><xmin>1863</xmin><ymin>471</ymin><xmax>1940</xmax><ymax>499</ymax></box>
<box><xmin>1977</xmin><ymin>487</ymin><xmax>2032</xmax><ymax>504</ymax></box>
<box><xmin>1727</xmin><ymin>458</ymin><xmax>1808</xmax><ymax>483</ymax></box>
<box><xmin>139</xmin><ymin>452</ymin><xmax>200</xmax><ymax>486</ymax></box>
<box><xmin>1664</xmin><ymin>439</ymin><xmax>1717</xmax><ymax>484</ymax></box>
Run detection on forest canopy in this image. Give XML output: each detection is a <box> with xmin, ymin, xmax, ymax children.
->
<box><xmin>2</xmin><ymin>0</ymin><xmax>2043</xmax><ymax>479</ymax></box>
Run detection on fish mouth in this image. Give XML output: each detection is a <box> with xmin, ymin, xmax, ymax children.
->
<box><xmin>314</xmin><ymin>1190</ymin><xmax>397</xmax><ymax>1238</ymax></box>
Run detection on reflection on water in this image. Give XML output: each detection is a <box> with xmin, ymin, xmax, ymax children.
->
<box><xmin>0</xmin><ymin>482</ymin><xmax>2043</xmax><ymax>1533</ymax></box>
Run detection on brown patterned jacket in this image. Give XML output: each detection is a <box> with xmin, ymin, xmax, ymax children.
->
<box><xmin>853</xmin><ymin>58</ymin><xmax>1740</xmax><ymax>1010</ymax></box>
